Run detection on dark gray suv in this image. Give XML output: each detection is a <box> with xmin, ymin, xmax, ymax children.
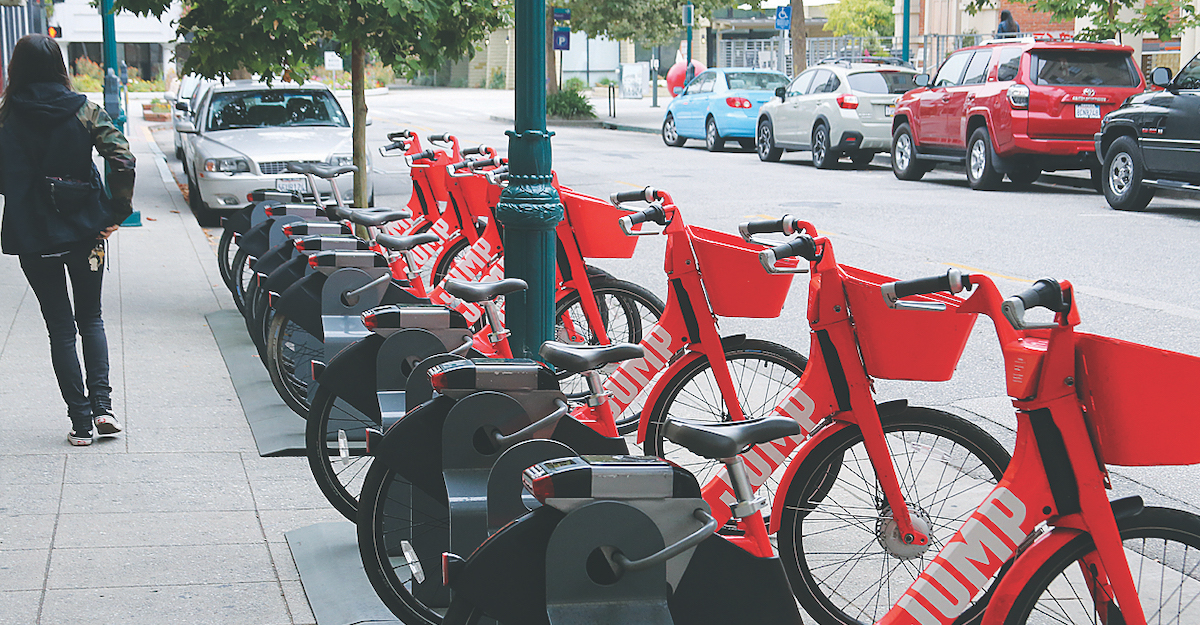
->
<box><xmin>1095</xmin><ymin>53</ymin><xmax>1200</xmax><ymax>210</ymax></box>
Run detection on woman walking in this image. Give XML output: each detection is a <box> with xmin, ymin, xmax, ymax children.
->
<box><xmin>0</xmin><ymin>34</ymin><xmax>135</xmax><ymax>446</ymax></box>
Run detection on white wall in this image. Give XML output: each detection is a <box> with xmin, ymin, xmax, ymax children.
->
<box><xmin>559</xmin><ymin>32</ymin><xmax>620</xmax><ymax>86</ymax></box>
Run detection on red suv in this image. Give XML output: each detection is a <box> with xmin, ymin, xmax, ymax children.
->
<box><xmin>890</xmin><ymin>39</ymin><xmax>1145</xmax><ymax>190</ymax></box>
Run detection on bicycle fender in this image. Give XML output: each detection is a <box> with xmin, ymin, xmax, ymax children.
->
<box><xmin>316</xmin><ymin>334</ymin><xmax>384</xmax><ymax>422</ymax></box>
<box><xmin>275</xmin><ymin>271</ymin><xmax>326</xmax><ymax>341</ymax></box>
<box><xmin>381</xmin><ymin>281</ymin><xmax>426</xmax><ymax>305</ymax></box>
<box><xmin>239</xmin><ymin>218</ymin><xmax>275</xmax><ymax>258</ymax></box>
<box><xmin>636</xmin><ymin>350</ymin><xmax>707</xmax><ymax>444</ymax></box>
<box><xmin>767</xmin><ymin>419</ymin><xmax>857</xmax><ymax>534</ymax></box>
<box><xmin>977</xmin><ymin>528</ymin><xmax>1082</xmax><ymax>625</ymax></box>
<box><xmin>262</xmin><ymin>253</ymin><xmax>309</xmax><ymax>296</ymax></box>
<box><xmin>222</xmin><ymin>204</ymin><xmax>254</xmax><ymax>234</ymax></box>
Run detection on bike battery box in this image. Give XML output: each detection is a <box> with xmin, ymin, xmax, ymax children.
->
<box><xmin>522</xmin><ymin>456</ymin><xmax>697</xmax><ymax>500</ymax></box>
<box><xmin>428</xmin><ymin>358</ymin><xmax>558</xmax><ymax>391</ymax></box>
<box><xmin>283</xmin><ymin>222</ymin><xmax>352</xmax><ymax>237</ymax></box>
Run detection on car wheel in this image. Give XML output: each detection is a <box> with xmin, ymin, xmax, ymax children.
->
<box><xmin>705</xmin><ymin>117</ymin><xmax>725</xmax><ymax>152</ymax></box>
<box><xmin>1102</xmin><ymin>136</ymin><xmax>1155</xmax><ymax>211</ymax></box>
<box><xmin>891</xmin><ymin>123</ymin><xmax>929</xmax><ymax>181</ymax></box>
<box><xmin>188</xmin><ymin>173</ymin><xmax>219</xmax><ymax>226</ymax></box>
<box><xmin>757</xmin><ymin>119</ymin><xmax>784</xmax><ymax>162</ymax></box>
<box><xmin>850</xmin><ymin>150</ymin><xmax>875</xmax><ymax>168</ymax></box>
<box><xmin>662</xmin><ymin>114</ymin><xmax>686</xmax><ymax>147</ymax></box>
<box><xmin>811</xmin><ymin>124</ymin><xmax>836</xmax><ymax>169</ymax></box>
<box><xmin>737</xmin><ymin>138</ymin><xmax>755</xmax><ymax>150</ymax></box>
<box><xmin>966</xmin><ymin>127</ymin><xmax>1003</xmax><ymax>191</ymax></box>
<box><xmin>1007</xmin><ymin>166</ymin><xmax>1041</xmax><ymax>186</ymax></box>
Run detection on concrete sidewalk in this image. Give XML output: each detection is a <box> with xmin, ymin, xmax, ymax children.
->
<box><xmin>0</xmin><ymin>113</ymin><xmax>338</xmax><ymax>624</ymax></box>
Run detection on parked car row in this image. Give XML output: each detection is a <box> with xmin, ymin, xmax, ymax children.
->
<box><xmin>664</xmin><ymin>38</ymin><xmax>1200</xmax><ymax>213</ymax></box>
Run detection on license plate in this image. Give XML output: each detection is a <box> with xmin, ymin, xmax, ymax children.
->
<box><xmin>885</xmin><ymin>104</ymin><xmax>895</xmax><ymax>117</ymax></box>
<box><xmin>276</xmin><ymin>177</ymin><xmax>307</xmax><ymax>193</ymax></box>
<box><xmin>1075</xmin><ymin>104</ymin><xmax>1100</xmax><ymax>119</ymax></box>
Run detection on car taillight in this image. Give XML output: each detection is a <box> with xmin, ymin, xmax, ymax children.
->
<box><xmin>1007</xmin><ymin>84</ymin><xmax>1030</xmax><ymax>109</ymax></box>
<box><xmin>361</xmin><ymin>309</ymin><xmax>378</xmax><ymax>332</ymax></box>
<box><xmin>836</xmin><ymin>93</ymin><xmax>859</xmax><ymax>109</ymax></box>
<box><xmin>725</xmin><ymin>97</ymin><xmax>752</xmax><ymax>109</ymax></box>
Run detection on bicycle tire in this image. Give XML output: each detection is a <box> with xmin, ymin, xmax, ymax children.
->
<box><xmin>776</xmin><ymin>407</ymin><xmax>1010</xmax><ymax>625</ymax></box>
<box><xmin>432</xmin><ymin>237</ymin><xmax>471</xmax><ymax>288</ymax></box>
<box><xmin>643</xmin><ymin>339</ymin><xmax>808</xmax><ymax>496</ymax></box>
<box><xmin>441</xmin><ymin>596</ymin><xmax>482</xmax><ymax>625</ymax></box>
<box><xmin>230</xmin><ymin>246</ymin><xmax>254</xmax><ymax>315</ymax></box>
<box><xmin>358</xmin><ymin>461</ymin><xmax>450</xmax><ymax>625</ymax></box>
<box><xmin>1004</xmin><ymin>505</ymin><xmax>1200</xmax><ymax>625</ymax></box>
<box><xmin>306</xmin><ymin>371</ymin><xmax>378</xmax><ymax>521</ymax></box>
<box><xmin>554</xmin><ymin>278</ymin><xmax>666</xmax><ymax>433</ymax></box>
<box><xmin>218</xmin><ymin>225</ymin><xmax>240</xmax><ymax>292</ymax></box>
<box><xmin>265</xmin><ymin>311</ymin><xmax>319</xmax><ymax>417</ymax></box>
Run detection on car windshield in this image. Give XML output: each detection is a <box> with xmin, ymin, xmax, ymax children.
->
<box><xmin>1175</xmin><ymin>55</ymin><xmax>1200</xmax><ymax>89</ymax></box>
<box><xmin>847</xmin><ymin>71</ymin><xmax>915</xmax><ymax>94</ymax></box>
<box><xmin>1031</xmin><ymin>51</ymin><xmax>1138</xmax><ymax>87</ymax></box>
<box><xmin>724</xmin><ymin>72</ymin><xmax>790</xmax><ymax>91</ymax></box>
<box><xmin>207</xmin><ymin>90</ymin><xmax>349</xmax><ymax>131</ymax></box>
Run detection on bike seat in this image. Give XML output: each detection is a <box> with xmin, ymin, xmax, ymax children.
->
<box><xmin>377</xmin><ymin>232</ymin><xmax>439</xmax><ymax>252</ymax></box>
<box><xmin>662</xmin><ymin>416</ymin><xmax>801</xmax><ymax>460</ymax></box>
<box><xmin>286</xmin><ymin>162</ymin><xmax>357</xmax><ymax>178</ymax></box>
<box><xmin>443</xmin><ymin>278</ymin><xmax>527</xmax><ymax>303</ymax></box>
<box><xmin>538</xmin><ymin>342</ymin><xmax>644</xmax><ymax>373</ymax></box>
<box><xmin>346</xmin><ymin>207</ymin><xmax>412</xmax><ymax>227</ymax></box>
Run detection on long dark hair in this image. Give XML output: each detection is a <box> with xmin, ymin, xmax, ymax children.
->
<box><xmin>0</xmin><ymin>34</ymin><xmax>73</xmax><ymax>122</ymax></box>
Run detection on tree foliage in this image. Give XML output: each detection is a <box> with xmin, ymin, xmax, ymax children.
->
<box><xmin>116</xmin><ymin>0</ymin><xmax>511</xmax><ymax>82</ymax></box>
<box><xmin>559</xmin><ymin>0</ymin><xmax>732</xmax><ymax>45</ymax></box>
<box><xmin>825</xmin><ymin>0</ymin><xmax>893</xmax><ymax>37</ymax></box>
<box><xmin>964</xmin><ymin>0</ymin><xmax>1198</xmax><ymax>41</ymax></box>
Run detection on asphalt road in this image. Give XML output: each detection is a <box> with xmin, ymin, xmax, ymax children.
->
<box><xmin>156</xmin><ymin>87</ymin><xmax>1200</xmax><ymax>513</ymax></box>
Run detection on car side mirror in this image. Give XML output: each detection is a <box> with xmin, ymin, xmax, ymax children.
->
<box><xmin>176</xmin><ymin>120</ymin><xmax>197</xmax><ymax>134</ymax></box>
<box><xmin>365</xmin><ymin>117</ymin><xmax>373</xmax><ymax>126</ymax></box>
<box><xmin>913</xmin><ymin>74</ymin><xmax>930</xmax><ymax>88</ymax></box>
<box><xmin>175</xmin><ymin>101</ymin><xmax>189</xmax><ymax>112</ymax></box>
<box><xmin>673</xmin><ymin>86</ymin><xmax>683</xmax><ymax>96</ymax></box>
<box><xmin>775</xmin><ymin>86</ymin><xmax>786</xmax><ymax>100</ymax></box>
<box><xmin>1151</xmin><ymin>67</ymin><xmax>1173</xmax><ymax>88</ymax></box>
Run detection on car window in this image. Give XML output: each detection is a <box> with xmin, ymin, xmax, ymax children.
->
<box><xmin>961</xmin><ymin>50</ymin><xmax>993</xmax><ymax>85</ymax></box>
<box><xmin>1176</xmin><ymin>54</ymin><xmax>1200</xmax><ymax>89</ymax></box>
<box><xmin>697</xmin><ymin>74</ymin><xmax>715</xmax><ymax>93</ymax></box>
<box><xmin>847</xmin><ymin>70</ymin><xmax>916</xmax><ymax>94</ymax></box>
<box><xmin>787</xmin><ymin>71</ymin><xmax>817</xmax><ymax>97</ymax></box>
<box><xmin>934</xmin><ymin>52</ymin><xmax>972</xmax><ymax>87</ymax></box>
<box><xmin>682</xmin><ymin>74</ymin><xmax>703</xmax><ymax>95</ymax></box>
<box><xmin>995</xmin><ymin>47</ymin><xmax>1023</xmax><ymax>81</ymax></box>
<box><xmin>724</xmin><ymin>72</ymin><xmax>790</xmax><ymax>91</ymax></box>
<box><xmin>1032</xmin><ymin>51</ymin><xmax>1139</xmax><ymax>86</ymax></box>
<box><xmin>207</xmin><ymin>90</ymin><xmax>349</xmax><ymax>131</ymax></box>
<box><xmin>812</xmin><ymin>71</ymin><xmax>841</xmax><ymax>94</ymax></box>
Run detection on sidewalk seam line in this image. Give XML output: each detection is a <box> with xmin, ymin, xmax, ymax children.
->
<box><xmin>35</xmin><ymin>455</ymin><xmax>68</xmax><ymax>624</ymax></box>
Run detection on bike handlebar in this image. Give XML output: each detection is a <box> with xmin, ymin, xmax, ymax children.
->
<box><xmin>428</xmin><ymin>133</ymin><xmax>454</xmax><ymax>145</ymax></box>
<box><xmin>882</xmin><ymin>269</ymin><xmax>972</xmax><ymax>306</ymax></box>
<box><xmin>739</xmin><ymin>215</ymin><xmax>799</xmax><ymax>239</ymax></box>
<box><xmin>387</xmin><ymin>130</ymin><xmax>414</xmax><ymax>142</ymax></box>
<box><xmin>1001</xmin><ymin>278</ymin><xmax>1068</xmax><ymax>330</ymax></box>
<box><xmin>618</xmin><ymin>205</ymin><xmax>668</xmax><ymax>235</ymax></box>
<box><xmin>610</xmin><ymin>186</ymin><xmax>661</xmax><ymax>205</ymax></box>
<box><xmin>758</xmin><ymin>236</ymin><xmax>819</xmax><ymax>274</ymax></box>
<box><xmin>460</xmin><ymin>145</ymin><xmax>490</xmax><ymax>157</ymax></box>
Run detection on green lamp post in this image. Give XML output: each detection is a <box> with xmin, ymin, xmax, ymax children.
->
<box><xmin>497</xmin><ymin>0</ymin><xmax>564</xmax><ymax>359</ymax></box>
<box><xmin>100</xmin><ymin>0</ymin><xmax>141</xmax><ymax>226</ymax></box>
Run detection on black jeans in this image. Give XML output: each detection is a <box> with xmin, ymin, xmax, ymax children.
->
<box><xmin>20</xmin><ymin>241</ymin><xmax>111</xmax><ymax>430</ymax></box>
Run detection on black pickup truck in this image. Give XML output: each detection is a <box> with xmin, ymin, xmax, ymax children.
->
<box><xmin>1095</xmin><ymin>53</ymin><xmax>1200</xmax><ymax>210</ymax></box>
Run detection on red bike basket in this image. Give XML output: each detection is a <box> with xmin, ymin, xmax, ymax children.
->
<box><xmin>841</xmin><ymin>265</ymin><xmax>977</xmax><ymax>381</ymax></box>
<box><xmin>1076</xmin><ymin>333</ymin><xmax>1200</xmax><ymax>467</ymax></box>
<box><xmin>688</xmin><ymin>226</ymin><xmax>798</xmax><ymax>318</ymax></box>
<box><xmin>561</xmin><ymin>189</ymin><xmax>640</xmax><ymax>259</ymax></box>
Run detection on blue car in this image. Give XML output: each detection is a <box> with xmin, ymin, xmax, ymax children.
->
<box><xmin>662</xmin><ymin>68</ymin><xmax>790</xmax><ymax>151</ymax></box>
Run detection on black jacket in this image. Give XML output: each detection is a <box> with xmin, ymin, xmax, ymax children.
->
<box><xmin>0</xmin><ymin>82</ymin><xmax>135</xmax><ymax>255</ymax></box>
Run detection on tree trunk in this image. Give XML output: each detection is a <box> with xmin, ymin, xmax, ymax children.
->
<box><xmin>791</xmin><ymin>0</ymin><xmax>807</xmax><ymax>74</ymax></box>
<box><xmin>352</xmin><ymin>39</ymin><xmax>368</xmax><ymax>215</ymax></box>
<box><xmin>546</xmin><ymin>9</ymin><xmax>559</xmax><ymax>94</ymax></box>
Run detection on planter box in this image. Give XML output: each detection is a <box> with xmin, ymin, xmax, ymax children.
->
<box><xmin>142</xmin><ymin>103</ymin><xmax>171</xmax><ymax>122</ymax></box>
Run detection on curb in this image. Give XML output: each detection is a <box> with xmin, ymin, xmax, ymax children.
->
<box><xmin>489</xmin><ymin>114</ymin><xmax>659</xmax><ymax>134</ymax></box>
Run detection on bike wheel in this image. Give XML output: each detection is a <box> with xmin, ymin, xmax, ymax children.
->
<box><xmin>306</xmin><ymin>381</ymin><xmax>377</xmax><ymax>520</ymax></box>
<box><xmin>218</xmin><ymin>226</ymin><xmax>240</xmax><ymax>292</ymax></box>
<box><xmin>432</xmin><ymin>237</ymin><xmax>471</xmax><ymax>288</ymax></box>
<box><xmin>265</xmin><ymin>312</ymin><xmax>319</xmax><ymax>417</ymax></box>
<box><xmin>643</xmin><ymin>339</ymin><xmax>807</xmax><ymax>499</ymax></box>
<box><xmin>230</xmin><ymin>247</ymin><xmax>255</xmax><ymax>315</ymax></box>
<box><xmin>1004</xmin><ymin>506</ymin><xmax>1200</xmax><ymax>625</ymax></box>
<box><xmin>358</xmin><ymin>461</ymin><xmax>450</xmax><ymax>625</ymax></box>
<box><xmin>441</xmin><ymin>596</ymin><xmax>482</xmax><ymax>625</ymax></box>
<box><xmin>554</xmin><ymin>278</ymin><xmax>666</xmax><ymax>433</ymax></box>
<box><xmin>777</xmin><ymin>407</ymin><xmax>1010</xmax><ymax>625</ymax></box>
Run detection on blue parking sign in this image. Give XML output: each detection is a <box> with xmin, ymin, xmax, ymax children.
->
<box><xmin>775</xmin><ymin>6</ymin><xmax>791</xmax><ymax>30</ymax></box>
<box><xmin>553</xmin><ymin>27</ymin><xmax>570</xmax><ymax>51</ymax></box>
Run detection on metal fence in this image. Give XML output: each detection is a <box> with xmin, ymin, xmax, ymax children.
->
<box><xmin>718</xmin><ymin>33</ymin><xmax>1002</xmax><ymax>76</ymax></box>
